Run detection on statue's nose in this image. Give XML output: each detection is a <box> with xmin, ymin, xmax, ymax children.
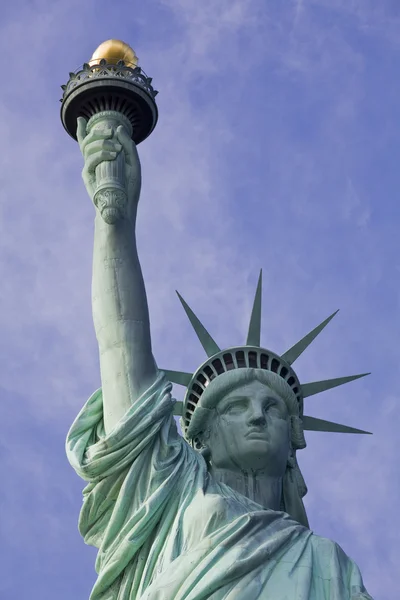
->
<box><xmin>247</xmin><ymin>410</ymin><xmax>266</xmax><ymax>426</ymax></box>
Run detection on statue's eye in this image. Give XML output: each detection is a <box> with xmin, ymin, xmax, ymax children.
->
<box><xmin>224</xmin><ymin>400</ymin><xmax>247</xmax><ymax>414</ymax></box>
<box><xmin>263</xmin><ymin>400</ymin><xmax>278</xmax><ymax>413</ymax></box>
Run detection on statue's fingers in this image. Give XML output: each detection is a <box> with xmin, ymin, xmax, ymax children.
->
<box><xmin>116</xmin><ymin>125</ymin><xmax>137</xmax><ymax>166</ymax></box>
<box><xmin>83</xmin><ymin>139</ymin><xmax>119</xmax><ymax>159</ymax></box>
<box><xmin>84</xmin><ymin>150</ymin><xmax>117</xmax><ymax>175</ymax></box>
<box><xmin>76</xmin><ymin>117</ymin><xmax>87</xmax><ymax>147</ymax></box>
<box><xmin>80</xmin><ymin>127</ymin><xmax>114</xmax><ymax>155</ymax></box>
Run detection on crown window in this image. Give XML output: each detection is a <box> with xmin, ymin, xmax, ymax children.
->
<box><xmin>223</xmin><ymin>353</ymin><xmax>234</xmax><ymax>370</ymax></box>
<box><xmin>203</xmin><ymin>365</ymin><xmax>216</xmax><ymax>380</ymax></box>
<box><xmin>248</xmin><ymin>351</ymin><xmax>257</xmax><ymax>368</ymax></box>
<box><xmin>236</xmin><ymin>351</ymin><xmax>246</xmax><ymax>368</ymax></box>
<box><xmin>212</xmin><ymin>358</ymin><xmax>224</xmax><ymax>375</ymax></box>
<box><xmin>192</xmin><ymin>383</ymin><xmax>203</xmax><ymax>395</ymax></box>
<box><xmin>197</xmin><ymin>374</ymin><xmax>207</xmax><ymax>385</ymax></box>
<box><xmin>271</xmin><ymin>358</ymin><xmax>279</xmax><ymax>372</ymax></box>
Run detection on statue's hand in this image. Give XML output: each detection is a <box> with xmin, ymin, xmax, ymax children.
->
<box><xmin>76</xmin><ymin>117</ymin><xmax>141</xmax><ymax>222</ymax></box>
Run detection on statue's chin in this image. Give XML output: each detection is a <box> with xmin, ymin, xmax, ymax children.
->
<box><xmin>101</xmin><ymin>207</ymin><xmax>122</xmax><ymax>224</ymax></box>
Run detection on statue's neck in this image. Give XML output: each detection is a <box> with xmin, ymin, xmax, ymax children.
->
<box><xmin>209</xmin><ymin>465</ymin><xmax>283</xmax><ymax>511</ymax></box>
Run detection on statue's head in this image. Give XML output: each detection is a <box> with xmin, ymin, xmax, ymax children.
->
<box><xmin>189</xmin><ymin>368</ymin><xmax>302</xmax><ymax>471</ymax></box>
<box><xmin>185</xmin><ymin>367</ymin><xmax>309</xmax><ymax>525</ymax></box>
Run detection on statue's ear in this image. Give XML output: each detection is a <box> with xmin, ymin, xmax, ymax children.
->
<box><xmin>290</xmin><ymin>415</ymin><xmax>306</xmax><ymax>450</ymax></box>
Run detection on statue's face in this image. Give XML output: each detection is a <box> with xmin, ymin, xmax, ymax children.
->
<box><xmin>206</xmin><ymin>380</ymin><xmax>290</xmax><ymax>475</ymax></box>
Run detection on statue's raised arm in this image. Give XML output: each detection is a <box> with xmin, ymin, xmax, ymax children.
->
<box><xmin>77</xmin><ymin>116</ymin><xmax>157</xmax><ymax>434</ymax></box>
<box><xmin>65</xmin><ymin>42</ymin><xmax>373</xmax><ymax>600</ymax></box>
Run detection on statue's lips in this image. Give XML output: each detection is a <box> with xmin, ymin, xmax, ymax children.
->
<box><xmin>245</xmin><ymin>429</ymin><xmax>267</xmax><ymax>439</ymax></box>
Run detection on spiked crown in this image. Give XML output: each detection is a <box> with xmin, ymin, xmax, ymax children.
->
<box><xmin>164</xmin><ymin>271</ymin><xmax>371</xmax><ymax>443</ymax></box>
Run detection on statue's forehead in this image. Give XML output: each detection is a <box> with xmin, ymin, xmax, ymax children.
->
<box><xmin>219</xmin><ymin>381</ymin><xmax>281</xmax><ymax>403</ymax></box>
<box><xmin>216</xmin><ymin>384</ymin><xmax>288</xmax><ymax>420</ymax></box>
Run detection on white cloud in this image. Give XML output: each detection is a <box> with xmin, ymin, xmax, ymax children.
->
<box><xmin>0</xmin><ymin>0</ymin><xmax>398</xmax><ymax>598</ymax></box>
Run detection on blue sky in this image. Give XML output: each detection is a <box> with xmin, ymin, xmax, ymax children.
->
<box><xmin>0</xmin><ymin>0</ymin><xmax>398</xmax><ymax>598</ymax></box>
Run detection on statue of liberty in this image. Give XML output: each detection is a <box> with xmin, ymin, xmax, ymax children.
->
<box><xmin>64</xmin><ymin>41</ymin><xmax>373</xmax><ymax>600</ymax></box>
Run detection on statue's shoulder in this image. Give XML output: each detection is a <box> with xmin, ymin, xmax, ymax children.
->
<box><xmin>308</xmin><ymin>533</ymin><xmax>372</xmax><ymax>599</ymax></box>
<box><xmin>309</xmin><ymin>532</ymin><xmax>365</xmax><ymax>578</ymax></box>
<box><xmin>310</xmin><ymin>532</ymin><xmax>342</xmax><ymax>550</ymax></box>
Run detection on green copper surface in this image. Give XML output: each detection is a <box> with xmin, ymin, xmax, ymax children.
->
<box><xmin>176</xmin><ymin>291</ymin><xmax>221</xmax><ymax>357</ymax></box>
<box><xmin>301</xmin><ymin>373</ymin><xmax>370</xmax><ymax>398</ymax></box>
<box><xmin>65</xmin><ymin>107</ymin><xmax>373</xmax><ymax>600</ymax></box>
<box><xmin>302</xmin><ymin>415</ymin><xmax>372</xmax><ymax>434</ymax></box>
<box><xmin>163</xmin><ymin>369</ymin><xmax>192</xmax><ymax>387</ymax></box>
<box><xmin>281</xmin><ymin>309</ymin><xmax>339</xmax><ymax>365</ymax></box>
<box><xmin>246</xmin><ymin>269</ymin><xmax>262</xmax><ymax>346</ymax></box>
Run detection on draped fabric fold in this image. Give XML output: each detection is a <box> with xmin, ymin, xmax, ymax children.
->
<box><xmin>66</xmin><ymin>371</ymin><xmax>372</xmax><ymax>600</ymax></box>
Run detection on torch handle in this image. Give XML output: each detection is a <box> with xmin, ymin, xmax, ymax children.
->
<box><xmin>95</xmin><ymin>150</ymin><xmax>125</xmax><ymax>195</ymax></box>
<box><xmin>86</xmin><ymin>111</ymin><xmax>133</xmax><ymax>224</ymax></box>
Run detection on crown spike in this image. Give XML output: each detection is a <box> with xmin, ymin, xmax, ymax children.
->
<box><xmin>301</xmin><ymin>373</ymin><xmax>370</xmax><ymax>398</ymax></box>
<box><xmin>162</xmin><ymin>369</ymin><xmax>193</xmax><ymax>386</ymax></box>
<box><xmin>281</xmin><ymin>310</ymin><xmax>339</xmax><ymax>365</ymax></box>
<box><xmin>303</xmin><ymin>415</ymin><xmax>372</xmax><ymax>434</ymax></box>
<box><xmin>173</xmin><ymin>401</ymin><xmax>184</xmax><ymax>416</ymax></box>
<box><xmin>176</xmin><ymin>291</ymin><xmax>220</xmax><ymax>357</ymax></box>
<box><xmin>246</xmin><ymin>269</ymin><xmax>262</xmax><ymax>347</ymax></box>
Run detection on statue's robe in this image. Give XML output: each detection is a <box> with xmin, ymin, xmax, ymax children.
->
<box><xmin>67</xmin><ymin>371</ymin><xmax>373</xmax><ymax>600</ymax></box>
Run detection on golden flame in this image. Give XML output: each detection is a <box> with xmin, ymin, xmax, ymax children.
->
<box><xmin>89</xmin><ymin>40</ymin><xmax>138</xmax><ymax>68</ymax></box>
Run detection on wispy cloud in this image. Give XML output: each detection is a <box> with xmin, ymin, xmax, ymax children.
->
<box><xmin>0</xmin><ymin>1</ymin><xmax>398</xmax><ymax>598</ymax></box>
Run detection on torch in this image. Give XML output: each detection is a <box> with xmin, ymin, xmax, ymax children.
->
<box><xmin>60</xmin><ymin>39</ymin><xmax>158</xmax><ymax>223</ymax></box>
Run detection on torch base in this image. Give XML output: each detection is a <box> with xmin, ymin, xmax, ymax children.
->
<box><xmin>61</xmin><ymin>77</ymin><xmax>158</xmax><ymax>144</ymax></box>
